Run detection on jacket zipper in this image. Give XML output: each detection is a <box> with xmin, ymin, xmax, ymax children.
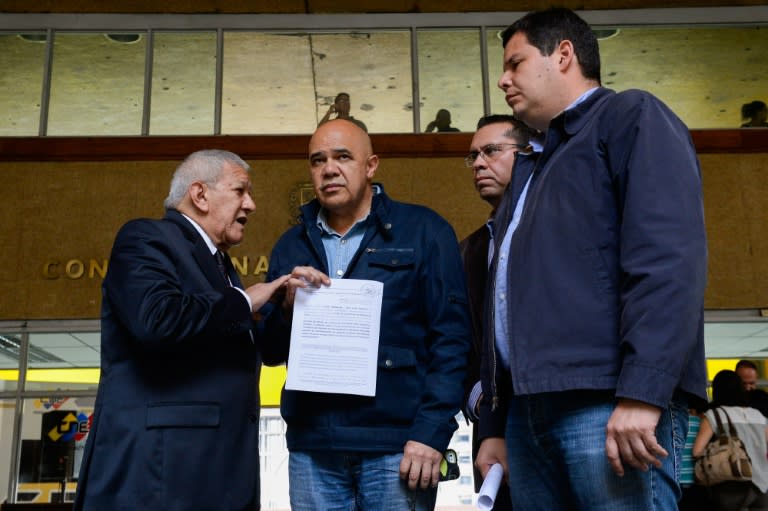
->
<box><xmin>490</xmin><ymin>272</ymin><xmax>499</xmax><ymax>411</ymax></box>
<box><xmin>488</xmin><ymin>151</ymin><xmax>542</xmax><ymax>411</ymax></box>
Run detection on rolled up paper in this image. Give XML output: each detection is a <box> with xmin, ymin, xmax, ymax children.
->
<box><xmin>477</xmin><ymin>463</ymin><xmax>504</xmax><ymax>510</ymax></box>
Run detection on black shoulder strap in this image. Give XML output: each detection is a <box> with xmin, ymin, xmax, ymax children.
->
<box><xmin>719</xmin><ymin>408</ymin><xmax>740</xmax><ymax>438</ymax></box>
<box><xmin>712</xmin><ymin>407</ymin><xmax>726</xmax><ymax>436</ymax></box>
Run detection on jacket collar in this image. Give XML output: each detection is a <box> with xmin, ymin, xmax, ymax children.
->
<box><xmin>553</xmin><ymin>87</ymin><xmax>614</xmax><ymax>136</ymax></box>
<box><xmin>164</xmin><ymin>208</ymin><xmax>199</xmax><ymax>242</ymax></box>
<box><xmin>164</xmin><ymin>208</ymin><xmax>234</xmax><ymax>289</ymax></box>
<box><xmin>299</xmin><ymin>183</ymin><xmax>394</xmax><ymax>240</ymax></box>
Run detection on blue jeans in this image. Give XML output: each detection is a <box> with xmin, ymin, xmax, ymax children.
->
<box><xmin>504</xmin><ymin>390</ymin><xmax>688</xmax><ymax>511</ymax></box>
<box><xmin>288</xmin><ymin>450</ymin><xmax>437</xmax><ymax>511</ymax></box>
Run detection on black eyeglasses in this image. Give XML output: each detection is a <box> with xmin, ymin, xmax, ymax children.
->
<box><xmin>464</xmin><ymin>143</ymin><xmax>529</xmax><ymax>167</ymax></box>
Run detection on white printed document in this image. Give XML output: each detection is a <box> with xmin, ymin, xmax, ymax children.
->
<box><xmin>285</xmin><ymin>279</ymin><xmax>383</xmax><ymax>396</ymax></box>
<box><xmin>477</xmin><ymin>463</ymin><xmax>504</xmax><ymax>510</ymax></box>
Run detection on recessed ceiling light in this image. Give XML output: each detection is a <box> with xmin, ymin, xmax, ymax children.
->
<box><xmin>105</xmin><ymin>33</ymin><xmax>142</xmax><ymax>44</ymax></box>
<box><xmin>593</xmin><ymin>29</ymin><xmax>620</xmax><ymax>40</ymax></box>
<box><xmin>19</xmin><ymin>33</ymin><xmax>47</xmax><ymax>43</ymax></box>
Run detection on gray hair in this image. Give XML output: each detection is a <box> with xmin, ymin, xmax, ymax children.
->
<box><xmin>163</xmin><ymin>149</ymin><xmax>250</xmax><ymax>209</ymax></box>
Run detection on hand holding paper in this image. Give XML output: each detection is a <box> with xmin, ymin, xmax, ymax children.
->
<box><xmin>477</xmin><ymin>463</ymin><xmax>504</xmax><ymax>510</ymax></box>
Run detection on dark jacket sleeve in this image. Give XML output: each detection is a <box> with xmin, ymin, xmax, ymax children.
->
<box><xmin>104</xmin><ymin>219</ymin><xmax>253</xmax><ymax>346</ymax></box>
<box><xmin>605</xmin><ymin>91</ymin><xmax>707</xmax><ymax>407</ymax></box>
<box><xmin>407</xmin><ymin>219</ymin><xmax>473</xmax><ymax>451</ymax></box>
<box><xmin>459</xmin><ymin>227</ymin><xmax>489</xmax><ymax>420</ymax></box>
<box><xmin>259</xmin><ymin>241</ymin><xmax>294</xmax><ymax>365</ymax></box>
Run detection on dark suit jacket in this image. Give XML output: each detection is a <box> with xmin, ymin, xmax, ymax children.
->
<box><xmin>460</xmin><ymin>224</ymin><xmax>490</xmax><ymax>422</ymax></box>
<box><xmin>460</xmin><ymin>223</ymin><xmax>511</xmax><ymax>509</ymax></box>
<box><xmin>460</xmin><ymin>225</ymin><xmax>489</xmax><ymax>493</ymax></box>
<box><xmin>74</xmin><ymin>209</ymin><xmax>266</xmax><ymax>511</ymax></box>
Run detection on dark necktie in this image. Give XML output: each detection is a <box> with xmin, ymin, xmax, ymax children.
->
<box><xmin>214</xmin><ymin>250</ymin><xmax>230</xmax><ymax>286</ymax></box>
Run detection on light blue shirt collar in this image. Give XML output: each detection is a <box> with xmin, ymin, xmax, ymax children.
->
<box><xmin>566</xmin><ymin>86</ymin><xmax>599</xmax><ymax>111</ymax></box>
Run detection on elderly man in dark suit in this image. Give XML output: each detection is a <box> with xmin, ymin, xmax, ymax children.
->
<box><xmin>461</xmin><ymin>115</ymin><xmax>536</xmax><ymax>510</ymax></box>
<box><xmin>73</xmin><ymin>149</ymin><xmax>291</xmax><ymax>511</ymax></box>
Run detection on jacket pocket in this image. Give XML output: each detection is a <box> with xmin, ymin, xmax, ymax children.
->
<box><xmin>366</xmin><ymin>248</ymin><xmax>415</xmax><ymax>269</ymax></box>
<box><xmin>146</xmin><ymin>402</ymin><xmax>221</xmax><ymax>428</ymax></box>
<box><xmin>365</xmin><ymin>249</ymin><xmax>417</xmax><ymax>299</ymax></box>
<box><xmin>372</xmin><ymin>346</ymin><xmax>421</xmax><ymax>424</ymax></box>
<box><xmin>378</xmin><ymin>344</ymin><xmax>418</xmax><ymax>370</ymax></box>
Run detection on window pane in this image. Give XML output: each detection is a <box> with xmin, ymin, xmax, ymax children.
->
<box><xmin>705</xmin><ymin>322</ymin><xmax>768</xmax><ymax>360</ymax></box>
<box><xmin>487</xmin><ymin>24</ymin><xmax>768</xmax><ymax>130</ymax></box>
<box><xmin>418</xmin><ymin>29</ymin><xmax>483</xmax><ymax>133</ymax></box>
<box><xmin>486</xmin><ymin>28</ymin><xmax>509</xmax><ymax>117</ymax></box>
<box><xmin>222</xmin><ymin>32</ymin><xmax>317</xmax><ymax>134</ymax></box>
<box><xmin>0</xmin><ymin>398</ymin><xmax>15</xmax><ymax>503</ymax></box>
<box><xmin>0</xmin><ymin>333</ymin><xmax>19</xmax><ymax>392</ymax></box>
<box><xmin>48</xmin><ymin>32</ymin><xmax>145</xmax><ymax>135</ymax></box>
<box><xmin>17</xmin><ymin>397</ymin><xmax>90</xmax><ymax>503</ymax></box>
<box><xmin>312</xmin><ymin>31</ymin><xmax>412</xmax><ymax>134</ymax></box>
<box><xmin>0</xmin><ymin>33</ymin><xmax>44</xmax><ymax>136</ymax></box>
<box><xmin>151</xmin><ymin>31</ymin><xmax>216</xmax><ymax>135</ymax></box>
<box><xmin>599</xmin><ymin>25</ymin><xmax>768</xmax><ymax>129</ymax></box>
<box><xmin>25</xmin><ymin>332</ymin><xmax>99</xmax><ymax>392</ymax></box>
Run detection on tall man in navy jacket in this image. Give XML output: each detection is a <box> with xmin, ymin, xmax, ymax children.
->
<box><xmin>74</xmin><ymin>150</ymin><xmax>291</xmax><ymax>511</ymax></box>
<box><xmin>266</xmin><ymin>119</ymin><xmax>471</xmax><ymax>510</ymax></box>
<box><xmin>476</xmin><ymin>8</ymin><xmax>708</xmax><ymax>510</ymax></box>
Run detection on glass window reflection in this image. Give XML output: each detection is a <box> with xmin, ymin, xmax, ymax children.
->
<box><xmin>311</xmin><ymin>31</ymin><xmax>412</xmax><ymax>134</ymax></box>
<box><xmin>222</xmin><ymin>32</ymin><xmax>318</xmax><ymax>134</ymax></box>
<box><xmin>418</xmin><ymin>29</ymin><xmax>482</xmax><ymax>133</ymax></box>
<box><xmin>598</xmin><ymin>25</ymin><xmax>767</xmax><ymax>129</ymax></box>
<box><xmin>151</xmin><ymin>32</ymin><xmax>217</xmax><ymax>135</ymax></box>
<box><xmin>0</xmin><ymin>33</ymin><xmax>45</xmax><ymax>136</ymax></box>
<box><xmin>0</xmin><ymin>333</ymin><xmax>21</xmax><ymax>392</ymax></box>
<box><xmin>25</xmin><ymin>332</ymin><xmax>99</xmax><ymax>392</ymax></box>
<box><xmin>485</xmin><ymin>28</ymin><xmax>510</xmax><ymax>118</ymax></box>
<box><xmin>0</xmin><ymin>398</ymin><xmax>15</xmax><ymax>502</ymax></box>
<box><xmin>0</xmin><ymin>21</ymin><xmax>766</xmax><ymax>135</ymax></box>
<box><xmin>48</xmin><ymin>33</ymin><xmax>145</xmax><ymax>136</ymax></box>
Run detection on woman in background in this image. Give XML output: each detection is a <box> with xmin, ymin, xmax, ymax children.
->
<box><xmin>694</xmin><ymin>369</ymin><xmax>768</xmax><ymax>510</ymax></box>
<box><xmin>679</xmin><ymin>401</ymin><xmax>709</xmax><ymax>510</ymax></box>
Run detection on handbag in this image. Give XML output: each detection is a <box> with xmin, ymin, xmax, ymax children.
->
<box><xmin>694</xmin><ymin>407</ymin><xmax>753</xmax><ymax>486</ymax></box>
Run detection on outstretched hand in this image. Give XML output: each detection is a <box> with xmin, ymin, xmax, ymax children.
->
<box><xmin>245</xmin><ymin>274</ymin><xmax>290</xmax><ymax>312</ymax></box>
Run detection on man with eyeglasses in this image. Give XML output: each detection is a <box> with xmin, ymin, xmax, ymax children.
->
<box><xmin>460</xmin><ymin>114</ymin><xmax>538</xmax><ymax>510</ymax></box>
<box><xmin>476</xmin><ymin>8</ymin><xmax>707</xmax><ymax>510</ymax></box>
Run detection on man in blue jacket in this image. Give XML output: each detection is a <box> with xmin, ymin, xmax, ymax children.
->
<box><xmin>475</xmin><ymin>8</ymin><xmax>708</xmax><ymax>510</ymax></box>
<box><xmin>266</xmin><ymin>119</ymin><xmax>471</xmax><ymax>510</ymax></box>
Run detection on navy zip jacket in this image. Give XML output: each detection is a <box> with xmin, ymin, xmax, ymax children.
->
<box><xmin>266</xmin><ymin>186</ymin><xmax>472</xmax><ymax>454</ymax></box>
<box><xmin>480</xmin><ymin>87</ymin><xmax>708</xmax><ymax>441</ymax></box>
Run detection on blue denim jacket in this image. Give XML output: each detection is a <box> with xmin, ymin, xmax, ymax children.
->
<box><xmin>480</xmin><ymin>87</ymin><xmax>708</xmax><ymax>440</ymax></box>
<box><xmin>266</xmin><ymin>186</ymin><xmax>471</xmax><ymax>453</ymax></box>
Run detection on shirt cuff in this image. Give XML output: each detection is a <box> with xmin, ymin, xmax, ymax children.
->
<box><xmin>466</xmin><ymin>381</ymin><xmax>482</xmax><ymax>422</ymax></box>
